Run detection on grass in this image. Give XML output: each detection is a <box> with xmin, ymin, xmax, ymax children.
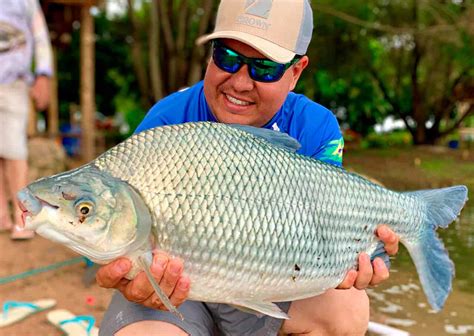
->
<box><xmin>343</xmin><ymin>146</ymin><xmax>474</xmax><ymax>191</ymax></box>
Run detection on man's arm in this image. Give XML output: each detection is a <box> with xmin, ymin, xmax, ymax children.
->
<box><xmin>29</xmin><ymin>0</ymin><xmax>53</xmax><ymax>111</ymax></box>
<box><xmin>30</xmin><ymin>76</ymin><xmax>50</xmax><ymax>111</ymax></box>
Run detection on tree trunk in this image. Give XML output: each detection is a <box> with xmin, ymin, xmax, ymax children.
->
<box><xmin>80</xmin><ymin>4</ymin><xmax>95</xmax><ymax>162</ymax></box>
<box><xmin>128</xmin><ymin>0</ymin><xmax>151</xmax><ymax>109</ymax></box>
<box><xmin>150</xmin><ymin>0</ymin><xmax>164</xmax><ymax>101</ymax></box>
<box><xmin>411</xmin><ymin>0</ymin><xmax>426</xmax><ymax>145</ymax></box>
<box><xmin>176</xmin><ymin>0</ymin><xmax>189</xmax><ymax>89</ymax></box>
<box><xmin>188</xmin><ymin>0</ymin><xmax>215</xmax><ymax>84</ymax></box>
<box><xmin>158</xmin><ymin>0</ymin><xmax>177</xmax><ymax>91</ymax></box>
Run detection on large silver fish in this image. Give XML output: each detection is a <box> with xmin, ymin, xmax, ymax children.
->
<box><xmin>18</xmin><ymin>122</ymin><xmax>468</xmax><ymax>319</ymax></box>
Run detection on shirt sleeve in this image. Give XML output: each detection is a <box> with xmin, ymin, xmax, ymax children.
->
<box><xmin>290</xmin><ymin>97</ymin><xmax>344</xmax><ymax>167</ymax></box>
<box><xmin>313</xmin><ymin>112</ymin><xmax>344</xmax><ymax>167</ymax></box>
<box><xmin>29</xmin><ymin>0</ymin><xmax>53</xmax><ymax>77</ymax></box>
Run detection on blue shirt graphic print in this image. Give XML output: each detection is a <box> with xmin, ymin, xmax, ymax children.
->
<box><xmin>136</xmin><ymin>81</ymin><xmax>344</xmax><ymax>166</ymax></box>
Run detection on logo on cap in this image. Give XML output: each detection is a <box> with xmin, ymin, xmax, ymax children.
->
<box><xmin>245</xmin><ymin>0</ymin><xmax>273</xmax><ymax>19</ymax></box>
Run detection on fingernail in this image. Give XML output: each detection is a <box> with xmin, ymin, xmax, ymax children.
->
<box><xmin>347</xmin><ymin>270</ymin><xmax>357</xmax><ymax>283</ymax></box>
<box><xmin>374</xmin><ymin>258</ymin><xmax>384</xmax><ymax>270</ymax></box>
<box><xmin>155</xmin><ymin>255</ymin><xmax>168</xmax><ymax>270</ymax></box>
<box><xmin>179</xmin><ymin>280</ymin><xmax>189</xmax><ymax>290</ymax></box>
<box><xmin>117</xmin><ymin>260</ymin><xmax>129</xmax><ymax>273</ymax></box>
<box><xmin>360</xmin><ymin>253</ymin><xmax>369</xmax><ymax>263</ymax></box>
<box><xmin>378</xmin><ymin>226</ymin><xmax>388</xmax><ymax>237</ymax></box>
<box><xmin>170</xmin><ymin>262</ymin><xmax>182</xmax><ymax>275</ymax></box>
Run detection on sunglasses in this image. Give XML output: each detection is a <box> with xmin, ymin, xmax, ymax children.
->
<box><xmin>212</xmin><ymin>40</ymin><xmax>301</xmax><ymax>83</ymax></box>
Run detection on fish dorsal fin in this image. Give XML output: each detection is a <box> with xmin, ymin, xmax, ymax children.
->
<box><xmin>229</xmin><ymin>124</ymin><xmax>301</xmax><ymax>153</ymax></box>
<box><xmin>229</xmin><ymin>299</ymin><xmax>289</xmax><ymax>319</ymax></box>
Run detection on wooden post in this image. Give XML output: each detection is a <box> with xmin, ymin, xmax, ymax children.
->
<box><xmin>80</xmin><ymin>4</ymin><xmax>95</xmax><ymax>162</ymax></box>
<box><xmin>48</xmin><ymin>48</ymin><xmax>59</xmax><ymax>137</ymax></box>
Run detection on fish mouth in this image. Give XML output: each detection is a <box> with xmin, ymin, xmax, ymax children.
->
<box><xmin>17</xmin><ymin>188</ymin><xmax>59</xmax><ymax>227</ymax></box>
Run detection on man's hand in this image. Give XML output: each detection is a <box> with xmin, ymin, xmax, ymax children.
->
<box><xmin>337</xmin><ymin>225</ymin><xmax>399</xmax><ymax>289</ymax></box>
<box><xmin>96</xmin><ymin>250</ymin><xmax>191</xmax><ymax>311</ymax></box>
<box><xmin>30</xmin><ymin>75</ymin><xmax>50</xmax><ymax>111</ymax></box>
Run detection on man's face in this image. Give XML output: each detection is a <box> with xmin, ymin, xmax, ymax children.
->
<box><xmin>203</xmin><ymin>39</ymin><xmax>309</xmax><ymax>127</ymax></box>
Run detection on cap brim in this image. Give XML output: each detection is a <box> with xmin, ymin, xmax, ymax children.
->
<box><xmin>196</xmin><ymin>31</ymin><xmax>295</xmax><ymax>63</ymax></box>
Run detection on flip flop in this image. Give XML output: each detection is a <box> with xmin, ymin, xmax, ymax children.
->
<box><xmin>47</xmin><ymin>309</ymin><xmax>99</xmax><ymax>336</ymax></box>
<box><xmin>0</xmin><ymin>299</ymin><xmax>57</xmax><ymax>327</ymax></box>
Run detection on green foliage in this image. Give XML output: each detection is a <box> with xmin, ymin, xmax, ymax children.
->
<box><xmin>56</xmin><ymin>11</ymin><xmax>140</xmax><ymax>124</ymax></box>
<box><xmin>107</xmin><ymin>67</ymin><xmax>147</xmax><ymax>138</ymax></box>
<box><xmin>94</xmin><ymin>13</ymin><xmax>141</xmax><ymax>116</ymax></box>
<box><xmin>465</xmin><ymin>114</ymin><xmax>474</xmax><ymax>128</ymax></box>
<box><xmin>114</xmin><ymin>95</ymin><xmax>147</xmax><ymax>139</ymax></box>
<box><xmin>306</xmin><ymin>70</ymin><xmax>390</xmax><ymax>136</ymax></box>
<box><xmin>361</xmin><ymin>131</ymin><xmax>413</xmax><ymax>149</ymax></box>
<box><xmin>54</xmin><ymin>0</ymin><xmax>472</xmax><ymax>144</ymax></box>
<box><xmin>297</xmin><ymin>0</ymin><xmax>474</xmax><ymax>144</ymax></box>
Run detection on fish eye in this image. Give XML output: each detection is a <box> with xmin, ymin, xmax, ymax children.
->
<box><xmin>75</xmin><ymin>201</ymin><xmax>94</xmax><ymax>217</ymax></box>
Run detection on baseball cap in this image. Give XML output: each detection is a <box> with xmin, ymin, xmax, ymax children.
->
<box><xmin>196</xmin><ymin>0</ymin><xmax>313</xmax><ymax>63</ymax></box>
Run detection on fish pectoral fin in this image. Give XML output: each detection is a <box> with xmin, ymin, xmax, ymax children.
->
<box><xmin>137</xmin><ymin>254</ymin><xmax>184</xmax><ymax>320</ymax></box>
<box><xmin>229</xmin><ymin>300</ymin><xmax>289</xmax><ymax>320</ymax></box>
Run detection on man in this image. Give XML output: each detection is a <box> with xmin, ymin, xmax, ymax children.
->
<box><xmin>97</xmin><ymin>1</ymin><xmax>399</xmax><ymax>335</ymax></box>
<box><xmin>0</xmin><ymin>0</ymin><xmax>53</xmax><ymax>240</ymax></box>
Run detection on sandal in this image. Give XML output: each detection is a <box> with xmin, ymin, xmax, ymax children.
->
<box><xmin>47</xmin><ymin>309</ymin><xmax>99</xmax><ymax>336</ymax></box>
<box><xmin>0</xmin><ymin>299</ymin><xmax>57</xmax><ymax>327</ymax></box>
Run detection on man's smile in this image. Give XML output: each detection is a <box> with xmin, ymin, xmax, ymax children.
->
<box><xmin>225</xmin><ymin>94</ymin><xmax>251</xmax><ymax>106</ymax></box>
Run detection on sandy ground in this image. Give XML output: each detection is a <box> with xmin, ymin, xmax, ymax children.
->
<box><xmin>0</xmin><ymin>139</ymin><xmax>112</xmax><ymax>335</ymax></box>
<box><xmin>0</xmin><ymin>233</ymin><xmax>113</xmax><ymax>335</ymax></box>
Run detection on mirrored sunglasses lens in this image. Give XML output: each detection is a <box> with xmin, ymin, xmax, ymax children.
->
<box><xmin>250</xmin><ymin>61</ymin><xmax>285</xmax><ymax>82</ymax></box>
<box><xmin>213</xmin><ymin>46</ymin><xmax>241</xmax><ymax>73</ymax></box>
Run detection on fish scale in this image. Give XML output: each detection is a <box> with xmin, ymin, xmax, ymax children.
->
<box><xmin>19</xmin><ymin>122</ymin><xmax>468</xmax><ymax>318</ymax></box>
<box><xmin>101</xmin><ymin>124</ymin><xmax>374</xmax><ymax>296</ymax></box>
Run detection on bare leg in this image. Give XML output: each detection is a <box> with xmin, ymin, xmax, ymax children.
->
<box><xmin>116</xmin><ymin>321</ymin><xmax>188</xmax><ymax>336</ymax></box>
<box><xmin>0</xmin><ymin>158</ymin><xmax>13</xmax><ymax>230</ymax></box>
<box><xmin>7</xmin><ymin>159</ymin><xmax>34</xmax><ymax>239</ymax></box>
<box><xmin>280</xmin><ymin>288</ymin><xmax>369</xmax><ymax>336</ymax></box>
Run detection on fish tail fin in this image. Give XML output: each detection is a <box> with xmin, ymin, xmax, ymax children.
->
<box><xmin>403</xmin><ymin>185</ymin><xmax>468</xmax><ymax>311</ymax></box>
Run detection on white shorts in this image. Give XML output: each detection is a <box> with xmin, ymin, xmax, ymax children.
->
<box><xmin>0</xmin><ymin>80</ymin><xmax>30</xmax><ymax>160</ymax></box>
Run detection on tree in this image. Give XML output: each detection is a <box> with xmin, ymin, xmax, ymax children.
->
<box><xmin>305</xmin><ymin>0</ymin><xmax>473</xmax><ymax>144</ymax></box>
<box><xmin>127</xmin><ymin>0</ymin><xmax>217</xmax><ymax>109</ymax></box>
<box><xmin>368</xmin><ymin>0</ymin><xmax>473</xmax><ymax>144</ymax></box>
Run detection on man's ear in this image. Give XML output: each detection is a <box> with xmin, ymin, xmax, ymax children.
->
<box><xmin>289</xmin><ymin>55</ymin><xmax>309</xmax><ymax>91</ymax></box>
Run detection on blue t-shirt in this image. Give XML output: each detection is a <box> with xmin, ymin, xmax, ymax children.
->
<box><xmin>136</xmin><ymin>81</ymin><xmax>344</xmax><ymax>166</ymax></box>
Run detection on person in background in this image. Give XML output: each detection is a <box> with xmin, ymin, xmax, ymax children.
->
<box><xmin>98</xmin><ymin>0</ymin><xmax>400</xmax><ymax>335</ymax></box>
<box><xmin>0</xmin><ymin>0</ymin><xmax>53</xmax><ymax>240</ymax></box>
